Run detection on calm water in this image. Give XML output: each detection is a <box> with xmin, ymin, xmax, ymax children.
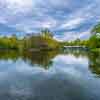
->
<box><xmin>0</xmin><ymin>49</ymin><xmax>100</xmax><ymax>100</ymax></box>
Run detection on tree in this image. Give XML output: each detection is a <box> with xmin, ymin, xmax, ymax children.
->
<box><xmin>90</xmin><ymin>22</ymin><xmax>100</xmax><ymax>48</ymax></box>
<box><xmin>41</xmin><ymin>28</ymin><xmax>53</xmax><ymax>38</ymax></box>
<box><xmin>89</xmin><ymin>34</ymin><xmax>100</xmax><ymax>48</ymax></box>
<box><xmin>92</xmin><ymin>23</ymin><xmax>100</xmax><ymax>34</ymax></box>
<box><xmin>9</xmin><ymin>34</ymin><xmax>18</xmax><ymax>49</ymax></box>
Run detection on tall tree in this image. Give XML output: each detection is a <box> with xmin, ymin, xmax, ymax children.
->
<box><xmin>41</xmin><ymin>28</ymin><xmax>53</xmax><ymax>38</ymax></box>
<box><xmin>92</xmin><ymin>23</ymin><xmax>100</xmax><ymax>34</ymax></box>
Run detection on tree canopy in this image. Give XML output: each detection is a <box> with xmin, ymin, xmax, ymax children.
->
<box><xmin>92</xmin><ymin>23</ymin><xmax>100</xmax><ymax>33</ymax></box>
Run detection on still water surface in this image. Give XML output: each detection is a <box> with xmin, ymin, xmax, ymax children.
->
<box><xmin>0</xmin><ymin>49</ymin><xmax>100</xmax><ymax>100</ymax></box>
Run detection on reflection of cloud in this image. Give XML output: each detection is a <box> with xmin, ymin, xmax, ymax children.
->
<box><xmin>54</xmin><ymin>30</ymin><xmax>91</xmax><ymax>41</ymax></box>
<box><xmin>49</xmin><ymin>54</ymin><xmax>89</xmax><ymax>79</ymax></box>
<box><xmin>53</xmin><ymin>55</ymin><xmax>88</xmax><ymax>64</ymax></box>
<box><xmin>0</xmin><ymin>54</ymin><xmax>89</xmax><ymax>79</ymax></box>
<box><xmin>0</xmin><ymin>53</ymin><xmax>100</xmax><ymax>100</ymax></box>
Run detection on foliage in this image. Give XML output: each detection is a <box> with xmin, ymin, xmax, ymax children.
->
<box><xmin>0</xmin><ymin>23</ymin><xmax>100</xmax><ymax>51</ymax></box>
<box><xmin>92</xmin><ymin>23</ymin><xmax>100</xmax><ymax>33</ymax></box>
<box><xmin>0</xmin><ymin>29</ymin><xmax>60</xmax><ymax>51</ymax></box>
<box><xmin>41</xmin><ymin>28</ymin><xmax>53</xmax><ymax>38</ymax></box>
<box><xmin>0</xmin><ymin>34</ymin><xmax>18</xmax><ymax>49</ymax></box>
<box><xmin>89</xmin><ymin>34</ymin><xmax>100</xmax><ymax>48</ymax></box>
<box><xmin>89</xmin><ymin>23</ymin><xmax>100</xmax><ymax>49</ymax></box>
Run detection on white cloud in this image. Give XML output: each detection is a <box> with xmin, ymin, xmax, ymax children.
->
<box><xmin>54</xmin><ymin>32</ymin><xmax>79</xmax><ymax>41</ymax></box>
<box><xmin>52</xmin><ymin>54</ymin><xmax>89</xmax><ymax>77</ymax></box>
<box><xmin>60</xmin><ymin>17</ymin><xmax>85</xmax><ymax>30</ymax></box>
<box><xmin>6</xmin><ymin>0</ymin><xmax>33</xmax><ymax>13</ymax></box>
<box><xmin>0</xmin><ymin>0</ymin><xmax>100</xmax><ymax>40</ymax></box>
<box><xmin>54</xmin><ymin>29</ymin><xmax>91</xmax><ymax>41</ymax></box>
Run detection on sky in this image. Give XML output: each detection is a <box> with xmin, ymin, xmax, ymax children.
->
<box><xmin>0</xmin><ymin>0</ymin><xmax>100</xmax><ymax>41</ymax></box>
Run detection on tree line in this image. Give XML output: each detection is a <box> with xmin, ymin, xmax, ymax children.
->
<box><xmin>0</xmin><ymin>29</ymin><xmax>60</xmax><ymax>51</ymax></box>
<box><xmin>0</xmin><ymin>23</ymin><xmax>100</xmax><ymax>52</ymax></box>
<box><xmin>61</xmin><ymin>22</ymin><xmax>100</xmax><ymax>51</ymax></box>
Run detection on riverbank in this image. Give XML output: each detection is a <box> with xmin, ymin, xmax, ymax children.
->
<box><xmin>91</xmin><ymin>48</ymin><xmax>100</xmax><ymax>52</ymax></box>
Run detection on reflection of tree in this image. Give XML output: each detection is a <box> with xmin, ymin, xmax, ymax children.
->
<box><xmin>0</xmin><ymin>49</ymin><xmax>100</xmax><ymax>76</ymax></box>
<box><xmin>62</xmin><ymin>48</ymin><xmax>89</xmax><ymax>58</ymax></box>
<box><xmin>62</xmin><ymin>49</ymin><xmax>100</xmax><ymax>77</ymax></box>
<box><xmin>22</xmin><ymin>49</ymin><xmax>91</xmax><ymax>69</ymax></box>
<box><xmin>89</xmin><ymin>52</ymin><xmax>100</xmax><ymax>77</ymax></box>
<box><xmin>0</xmin><ymin>50</ymin><xmax>19</xmax><ymax>61</ymax></box>
<box><xmin>22</xmin><ymin>50</ymin><xmax>59</xmax><ymax>69</ymax></box>
<box><xmin>0</xmin><ymin>50</ymin><xmax>59</xmax><ymax>69</ymax></box>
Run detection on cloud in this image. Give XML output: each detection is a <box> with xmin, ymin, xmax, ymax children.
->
<box><xmin>0</xmin><ymin>0</ymin><xmax>100</xmax><ymax>40</ymax></box>
<box><xmin>54</xmin><ymin>29</ymin><xmax>91</xmax><ymax>41</ymax></box>
<box><xmin>60</xmin><ymin>17</ymin><xmax>85</xmax><ymax>30</ymax></box>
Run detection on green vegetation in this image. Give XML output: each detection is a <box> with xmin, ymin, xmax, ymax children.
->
<box><xmin>92</xmin><ymin>23</ymin><xmax>100</xmax><ymax>33</ymax></box>
<box><xmin>0</xmin><ymin>34</ymin><xmax>18</xmax><ymax>49</ymax></box>
<box><xmin>60</xmin><ymin>23</ymin><xmax>100</xmax><ymax>52</ymax></box>
<box><xmin>0</xmin><ymin>29</ymin><xmax>60</xmax><ymax>51</ymax></box>
<box><xmin>0</xmin><ymin>23</ymin><xmax>100</xmax><ymax>52</ymax></box>
<box><xmin>60</xmin><ymin>38</ymin><xmax>89</xmax><ymax>47</ymax></box>
<box><xmin>90</xmin><ymin>23</ymin><xmax>100</xmax><ymax>52</ymax></box>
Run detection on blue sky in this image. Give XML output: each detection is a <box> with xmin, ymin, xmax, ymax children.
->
<box><xmin>0</xmin><ymin>0</ymin><xmax>100</xmax><ymax>41</ymax></box>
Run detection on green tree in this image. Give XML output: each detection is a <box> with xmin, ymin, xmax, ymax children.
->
<box><xmin>92</xmin><ymin>23</ymin><xmax>100</xmax><ymax>33</ymax></box>
<box><xmin>41</xmin><ymin>28</ymin><xmax>53</xmax><ymax>38</ymax></box>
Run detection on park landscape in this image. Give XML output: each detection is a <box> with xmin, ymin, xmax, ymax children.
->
<box><xmin>0</xmin><ymin>23</ymin><xmax>100</xmax><ymax>51</ymax></box>
<box><xmin>0</xmin><ymin>0</ymin><xmax>100</xmax><ymax>100</ymax></box>
<box><xmin>0</xmin><ymin>22</ymin><xmax>100</xmax><ymax>100</ymax></box>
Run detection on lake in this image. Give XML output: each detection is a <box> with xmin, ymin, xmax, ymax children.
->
<box><xmin>0</xmin><ymin>49</ymin><xmax>100</xmax><ymax>100</ymax></box>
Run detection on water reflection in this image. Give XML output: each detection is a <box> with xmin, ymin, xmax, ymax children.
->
<box><xmin>0</xmin><ymin>49</ymin><xmax>100</xmax><ymax>100</ymax></box>
<box><xmin>0</xmin><ymin>50</ymin><xmax>99</xmax><ymax>77</ymax></box>
<box><xmin>89</xmin><ymin>52</ymin><xmax>100</xmax><ymax>77</ymax></box>
<box><xmin>22</xmin><ymin>50</ymin><xmax>59</xmax><ymax>69</ymax></box>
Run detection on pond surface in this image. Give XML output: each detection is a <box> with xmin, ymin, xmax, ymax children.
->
<box><xmin>0</xmin><ymin>49</ymin><xmax>100</xmax><ymax>100</ymax></box>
